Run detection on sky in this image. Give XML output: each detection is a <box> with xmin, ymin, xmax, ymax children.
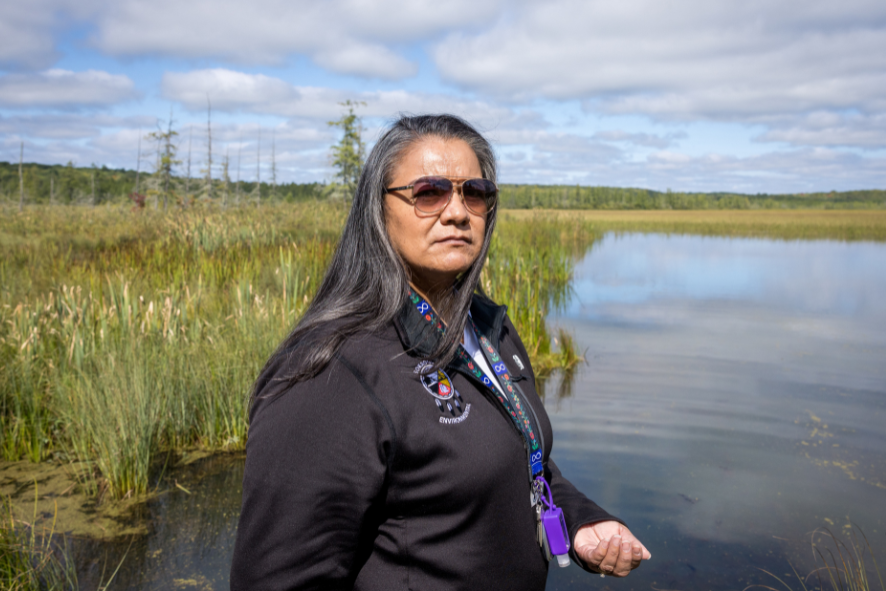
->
<box><xmin>1</xmin><ymin>0</ymin><xmax>885</xmax><ymax>193</ymax></box>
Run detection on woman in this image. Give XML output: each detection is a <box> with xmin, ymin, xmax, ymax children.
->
<box><xmin>230</xmin><ymin>114</ymin><xmax>650</xmax><ymax>590</ymax></box>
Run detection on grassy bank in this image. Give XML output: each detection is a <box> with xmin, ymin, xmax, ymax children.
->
<box><xmin>0</xmin><ymin>203</ymin><xmax>591</xmax><ymax>501</ymax></box>
<box><xmin>503</xmin><ymin>209</ymin><xmax>886</xmax><ymax>241</ymax></box>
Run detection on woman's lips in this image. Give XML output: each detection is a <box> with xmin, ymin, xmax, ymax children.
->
<box><xmin>435</xmin><ymin>234</ymin><xmax>471</xmax><ymax>243</ymax></box>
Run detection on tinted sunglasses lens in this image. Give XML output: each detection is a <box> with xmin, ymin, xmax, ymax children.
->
<box><xmin>412</xmin><ymin>177</ymin><xmax>453</xmax><ymax>212</ymax></box>
<box><xmin>462</xmin><ymin>179</ymin><xmax>498</xmax><ymax>213</ymax></box>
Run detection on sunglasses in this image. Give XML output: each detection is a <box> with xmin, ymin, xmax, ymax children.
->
<box><xmin>385</xmin><ymin>176</ymin><xmax>498</xmax><ymax>215</ymax></box>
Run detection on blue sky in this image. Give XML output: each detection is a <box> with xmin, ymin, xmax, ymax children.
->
<box><xmin>1</xmin><ymin>0</ymin><xmax>885</xmax><ymax>193</ymax></box>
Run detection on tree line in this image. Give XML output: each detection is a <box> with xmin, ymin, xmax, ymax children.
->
<box><xmin>3</xmin><ymin>160</ymin><xmax>883</xmax><ymax>210</ymax></box>
<box><xmin>498</xmin><ymin>184</ymin><xmax>886</xmax><ymax>210</ymax></box>
<box><xmin>0</xmin><ymin>160</ymin><xmax>327</xmax><ymax>207</ymax></box>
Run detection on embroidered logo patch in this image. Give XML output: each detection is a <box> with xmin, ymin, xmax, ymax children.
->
<box><xmin>415</xmin><ymin>366</ymin><xmax>467</xmax><ymax>418</ymax></box>
<box><xmin>420</xmin><ymin>369</ymin><xmax>456</xmax><ymax>400</ymax></box>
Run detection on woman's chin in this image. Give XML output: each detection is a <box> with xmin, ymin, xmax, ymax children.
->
<box><xmin>412</xmin><ymin>264</ymin><xmax>472</xmax><ymax>291</ymax></box>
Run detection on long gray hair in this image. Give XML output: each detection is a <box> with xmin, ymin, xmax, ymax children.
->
<box><xmin>255</xmin><ymin>114</ymin><xmax>498</xmax><ymax>394</ymax></box>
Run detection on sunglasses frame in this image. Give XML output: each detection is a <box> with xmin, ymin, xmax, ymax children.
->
<box><xmin>385</xmin><ymin>176</ymin><xmax>498</xmax><ymax>215</ymax></box>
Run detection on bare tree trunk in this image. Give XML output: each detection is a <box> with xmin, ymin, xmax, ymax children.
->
<box><xmin>155</xmin><ymin>136</ymin><xmax>161</xmax><ymax>209</ymax></box>
<box><xmin>236</xmin><ymin>132</ymin><xmax>242</xmax><ymax>205</ymax></box>
<box><xmin>255</xmin><ymin>126</ymin><xmax>261</xmax><ymax>204</ymax></box>
<box><xmin>271</xmin><ymin>130</ymin><xmax>277</xmax><ymax>200</ymax></box>
<box><xmin>163</xmin><ymin>107</ymin><xmax>174</xmax><ymax>211</ymax></box>
<box><xmin>206</xmin><ymin>97</ymin><xmax>213</xmax><ymax>201</ymax></box>
<box><xmin>50</xmin><ymin>175</ymin><xmax>54</xmax><ymax>205</ymax></box>
<box><xmin>185</xmin><ymin>126</ymin><xmax>192</xmax><ymax>205</ymax></box>
<box><xmin>91</xmin><ymin>169</ymin><xmax>96</xmax><ymax>207</ymax></box>
<box><xmin>222</xmin><ymin>149</ymin><xmax>230</xmax><ymax>209</ymax></box>
<box><xmin>135</xmin><ymin>130</ymin><xmax>142</xmax><ymax>195</ymax></box>
<box><xmin>18</xmin><ymin>142</ymin><xmax>24</xmax><ymax>212</ymax></box>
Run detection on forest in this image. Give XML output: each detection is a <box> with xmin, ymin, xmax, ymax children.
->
<box><xmin>2</xmin><ymin>161</ymin><xmax>884</xmax><ymax>210</ymax></box>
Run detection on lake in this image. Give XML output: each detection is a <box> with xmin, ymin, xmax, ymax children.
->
<box><xmin>79</xmin><ymin>233</ymin><xmax>886</xmax><ymax>590</ymax></box>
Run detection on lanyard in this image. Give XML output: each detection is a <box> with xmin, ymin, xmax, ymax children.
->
<box><xmin>407</xmin><ymin>288</ymin><xmax>544</xmax><ymax>479</ymax></box>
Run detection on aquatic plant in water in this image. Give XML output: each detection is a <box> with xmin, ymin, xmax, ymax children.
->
<box><xmin>1</xmin><ymin>488</ymin><xmax>78</xmax><ymax>590</ymax></box>
<box><xmin>746</xmin><ymin>526</ymin><xmax>884</xmax><ymax>591</ymax></box>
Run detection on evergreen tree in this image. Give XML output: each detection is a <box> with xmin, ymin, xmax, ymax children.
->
<box><xmin>327</xmin><ymin>100</ymin><xmax>366</xmax><ymax>196</ymax></box>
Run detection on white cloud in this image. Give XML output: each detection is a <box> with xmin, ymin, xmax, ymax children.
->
<box><xmin>0</xmin><ymin>113</ymin><xmax>154</xmax><ymax>140</ymax></box>
<box><xmin>162</xmin><ymin>70</ymin><xmax>300</xmax><ymax>112</ymax></box>
<box><xmin>0</xmin><ymin>1</ymin><xmax>67</xmax><ymax>70</ymax></box>
<box><xmin>433</xmin><ymin>0</ymin><xmax>886</xmax><ymax>120</ymax></box>
<box><xmin>492</xmin><ymin>135</ymin><xmax>886</xmax><ymax>192</ymax></box>
<box><xmin>161</xmin><ymin>69</ymin><xmax>514</xmax><ymax>125</ymax></box>
<box><xmin>313</xmin><ymin>44</ymin><xmax>418</xmax><ymax>80</ymax></box>
<box><xmin>755</xmin><ymin>112</ymin><xmax>886</xmax><ymax>149</ymax></box>
<box><xmin>593</xmin><ymin>130</ymin><xmax>683</xmax><ymax>149</ymax></box>
<box><xmin>88</xmin><ymin>0</ymin><xmax>501</xmax><ymax>79</ymax></box>
<box><xmin>0</xmin><ymin>70</ymin><xmax>139</xmax><ymax>110</ymax></box>
<box><xmin>622</xmin><ymin>147</ymin><xmax>886</xmax><ymax>193</ymax></box>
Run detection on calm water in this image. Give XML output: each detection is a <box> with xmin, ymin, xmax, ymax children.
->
<box><xmin>80</xmin><ymin>233</ymin><xmax>886</xmax><ymax>590</ymax></box>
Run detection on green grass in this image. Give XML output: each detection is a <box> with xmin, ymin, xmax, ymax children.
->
<box><xmin>746</xmin><ymin>527</ymin><xmax>884</xmax><ymax>591</ymax></box>
<box><xmin>1</xmin><ymin>489</ymin><xmax>78</xmax><ymax>590</ymax></box>
<box><xmin>484</xmin><ymin>214</ymin><xmax>592</xmax><ymax>375</ymax></box>
<box><xmin>0</xmin><ymin>203</ymin><xmax>590</xmax><ymax>500</ymax></box>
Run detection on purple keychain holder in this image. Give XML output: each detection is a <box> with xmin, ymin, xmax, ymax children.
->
<box><xmin>536</xmin><ymin>476</ymin><xmax>571</xmax><ymax>567</ymax></box>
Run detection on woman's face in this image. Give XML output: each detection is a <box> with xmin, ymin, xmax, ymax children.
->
<box><xmin>385</xmin><ymin>136</ymin><xmax>487</xmax><ymax>296</ymax></box>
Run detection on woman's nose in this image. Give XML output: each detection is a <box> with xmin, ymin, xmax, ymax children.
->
<box><xmin>438</xmin><ymin>186</ymin><xmax>470</xmax><ymax>223</ymax></box>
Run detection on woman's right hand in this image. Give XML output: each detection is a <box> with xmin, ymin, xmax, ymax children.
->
<box><xmin>573</xmin><ymin>521</ymin><xmax>651</xmax><ymax>577</ymax></box>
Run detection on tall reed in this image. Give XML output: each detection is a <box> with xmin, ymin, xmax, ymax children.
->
<box><xmin>1</xmin><ymin>203</ymin><xmax>593</xmax><ymax>499</ymax></box>
<box><xmin>484</xmin><ymin>213</ymin><xmax>594</xmax><ymax>375</ymax></box>
<box><xmin>746</xmin><ymin>527</ymin><xmax>884</xmax><ymax>591</ymax></box>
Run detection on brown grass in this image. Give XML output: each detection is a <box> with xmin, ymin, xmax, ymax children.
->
<box><xmin>501</xmin><ymin>209</ymin><xmax>886</xmax><ymax>241</ymax></box>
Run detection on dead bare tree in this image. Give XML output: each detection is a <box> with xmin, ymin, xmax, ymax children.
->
<box><xmin>91</xmin><ymin>166</ymin><xmax>96</xmax><ymax>207</ymax></box>
<box><xmin>18</xmin><ymin>142</ymin><xmax>24</xmax><ymax>212</ymax></box>
<box><xmin>147</xmin><ymin>108</ymin><xmax>180</xmax><ymax>210</ymax></box>
<box><xmin>222</xmin><ymin>149</ymin><xmax>231</xmax><ymax>208</ymax></box>
<box><xmin>205</xmin><ymin>97</ymin><xmax>213</xmax><ymax>201</ymax></box>
<box><xmin>185</xmin><ymin>125</ymin><xmax>192</xmax><ymax>204</ymax></box>
<box><xmin>236</xmin><ymin>132</ymin><xmax>242</xmax><ymax>205</ymax></box>
<box><xmin>271</xmin><ymin>130</ymin><xmax>277</xmax><ymax>200</ymax></box>
<box><xmin>135</xmin><ymin>130</ymin><xmax>142</xmax><ymax>195</ymax></box>
<box><xmin>152</xmin><ymin>133</ymin><xmax>162</xmax><ymax>209</ymax></box>
<box><xmin>255</xmin><ymin>126</ymin><xmax>261</xmax><ymax>204</ymax></box>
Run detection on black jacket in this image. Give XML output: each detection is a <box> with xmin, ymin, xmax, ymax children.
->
<box><xmin>230</xmin><ymin>295</ymin><xmax>622</xmax><ymax>590</ymax></box>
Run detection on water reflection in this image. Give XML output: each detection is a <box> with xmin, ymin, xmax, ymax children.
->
<box><xmin>546</xmin><ymin>233</ymin><xmax>886</xmax><ymax>590</ymax></box>
<box><xmin>568</xmin><ymin>233</ymin><xmax>886</xmax><ymax>325</ymax></box>
<box><xmin>76</xmin><ymin>455</ymin><xmax>243</xmax><ymax>590</ymax></box>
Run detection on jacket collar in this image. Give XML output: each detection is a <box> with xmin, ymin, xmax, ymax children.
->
<box><xmin>394</xmin><ymin>293</ymin><xmax>508</xmax><ymax>358</ymax></box>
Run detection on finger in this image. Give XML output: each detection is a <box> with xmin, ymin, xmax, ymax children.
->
<box><xmin>611</xmin><ymin>539</ymin><xmax>635</xmax><ymax>577</ymax></box>
<box><xmin>616</xmin><ymin>531</ymin><xmax>652</xmax><ymax>561</ymax></box>
<box><xmin>597</xmin><ymin>535</ymin><xmax>622</xmax><ymax>574</ymax></box>
<box><xmin>576</xmin><ymin>536</ymin><xmax>609</xmax><ymax>571</ymax></box>
<box><xmin>631</xmin><ymin>542</ymin><xmax>645</xmax><ymax>568</ymax></box>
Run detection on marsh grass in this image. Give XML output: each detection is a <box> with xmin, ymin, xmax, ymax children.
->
<box><xmin>484</xmin><ymin>213</ymin><xmax>593</xmax><ymax>376</ymax></box>
<box><xmin>1</xmin><ymin>203</ymin><xmax>591</xmax><ymax>500</ymax></box>
<box><xmin>0</xmin><ymin>490</ymin><xmax>78</xmax><ymax>590</ymax></box>
<box><xmin>746</xmin><ymin>527</ymin><xmax>884</xmax><ymax>591</ymax></box>
<box><xmin>503</xmin><ymin>209</ymin><xmax>886</xmax><ymax>242</ymax></box>
<box><xmin>0</xmin><ymin>485</ymin><xmax>123</xmax><ymax>590</ymax></box>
